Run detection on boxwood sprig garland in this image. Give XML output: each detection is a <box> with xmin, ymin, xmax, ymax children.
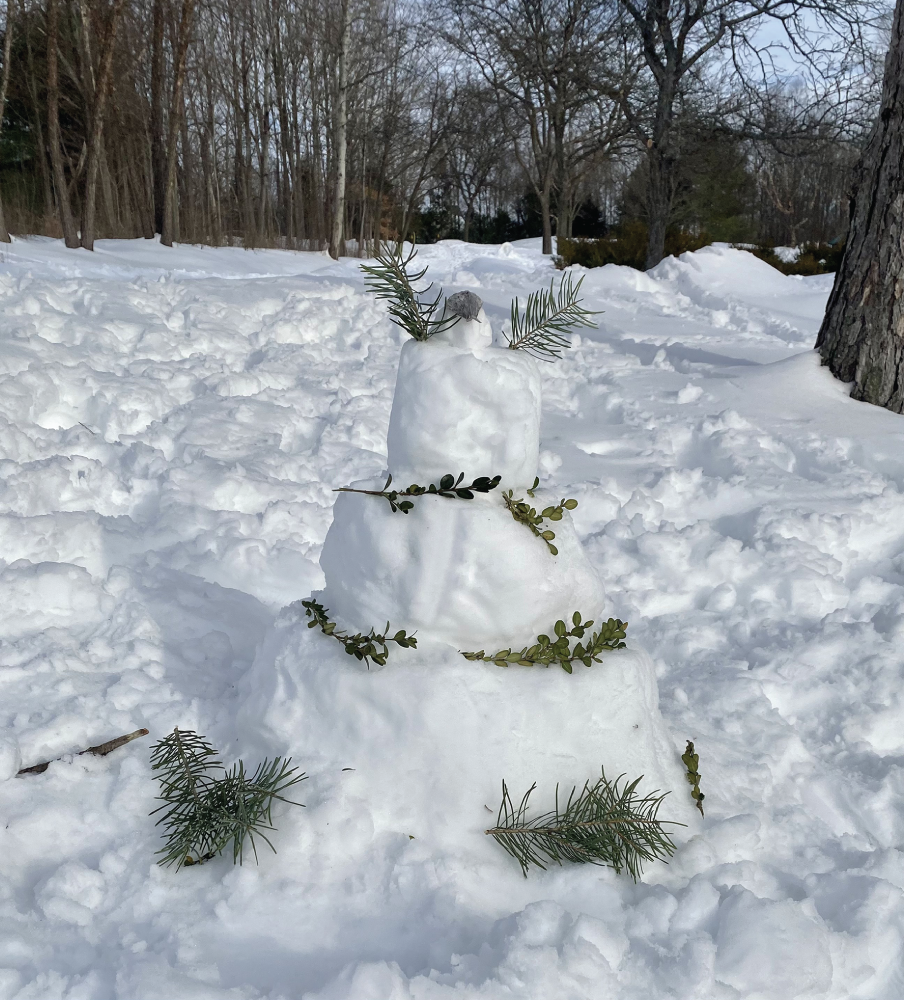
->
<box><xmin>335</xmin><ymin>472</ymin><xmax>502</xmax><ymax>514</ymax></box>
<box><xmin>462</xmin><ymin>611</ymin><xmax>628</xmax><ymax>673</ymax></box>
<box><xmin>302</xmin><ymin>599</ymin><xmax>417</xmax><ymax>666</ymax></box>
<box><xmin>502</xmin><ymin>477</ymin><xmax>578</xmax><ymax>555</ymax></box>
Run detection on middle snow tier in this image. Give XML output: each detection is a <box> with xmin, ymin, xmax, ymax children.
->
<box><xmin>386</xmin><ymin>338</ymin><xmax>541</xmax><ymax>490</ymax></box>
<box><xmin>320</xmin><ymin>484</ymin><xmax>605</xmax><ymax>650</ymax></box>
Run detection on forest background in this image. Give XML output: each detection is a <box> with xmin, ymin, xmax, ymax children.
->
<box><xmin>0</xmin><ymin>0</ymin><xmax>891</xmax><ymax>268</ymax></box>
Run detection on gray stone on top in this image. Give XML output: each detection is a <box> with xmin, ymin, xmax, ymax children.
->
<box><xmin>444</xmin><ymin>290</ymin><xmax>483</xmax><ymax>321</ymax></box>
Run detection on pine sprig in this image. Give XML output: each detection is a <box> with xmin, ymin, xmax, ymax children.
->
<box><xmin>462</xmin><ymin>610</ymin><xmax>627</xmax><ymax>674</ymax></box>
<box><xmin>302</xmin><ymin>598</ymin><xmax>417</xmax><ymax>666</ymax></box>
<box><xmin>360</xmin><ymin>241</ymin><xmax>461</xmax><ymax>341</ymax></box>
<box><xmin>335</xmin><ymin>472</ymin><xmax>501</xmax><ymax>514</ymax></box>
<box><xmin>502</xmin><ymin>477</ymin><xmax>578</xmax><ymax>555</ymax></box>
<box><xmin>487</xmin><ymin>770</ymin><xmax>682</xmax><ymax>879</ymax></box>
<box><xmin>505</xmin><ymin>273</ymin><xmax>598</xmax><ymax>361</ymax></box>
<box><xmin>150</xmin><ymin>728</ymin><xmax>306</xmax><ymax>870</ymax></box>
<box><xmin>681</xmin><ymin>740</ymin><xmax>705</xmax><ymax>817</ymax></box>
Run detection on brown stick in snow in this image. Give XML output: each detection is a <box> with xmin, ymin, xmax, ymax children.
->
<box><xmin>16</xmin><ymin>728</ymin><xmax>150</xmax><ymax>777</ymax></box>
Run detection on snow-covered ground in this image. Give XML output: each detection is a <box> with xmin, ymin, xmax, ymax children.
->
<box><xmin>1</xmin><ymin>235</ymin><xmax>903</xmax><ymax>999</ymax></box>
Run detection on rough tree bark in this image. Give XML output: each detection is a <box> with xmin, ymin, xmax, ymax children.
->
<box><xmin>0</xmin><ymin>0</ymin><xmax>13</xmax><ymax>242</ymax></box>
<box><xmin>150</xmin><ymin>0</ymin><xmax>166</xmax><ymax>235</ymax></box>
<box><xmin>816</xmin><ymin>0</ymin><xmax>904</xmax><ymax>412</ymax></box>
<box><xmin>46</xmin><ymin>0</ymin><xmax>81</xmax><ymax>248</ymax></box>
<box><xmin>161</xmin><ymin>0</ymin><xmax>197</xmax><ymax>247</ymax></box>
<box><xmin>329</xmin><ymin>0</ymin><xmax>351</xmax><ymax>260</ymax></box>
<box><xmin>81</xmin><ymin>0</ymin><xmax>128</xmax><ymax>250</ymax></box>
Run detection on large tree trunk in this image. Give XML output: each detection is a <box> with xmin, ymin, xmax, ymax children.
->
<box><xmin>0</xmin><ymin>0</ymin><xmax>13</xmax><ymax>242</ymax></box>
<box><xmin>161</xmin><ymin>0</ymin><xmax>196</xmax><ymax>247</ymax></box>
<box><xmin>816</xmin><ymin>0</ymin><xmax>904</xmax><ymax>412</ymax></box>
<box><xmin>645</xmin><ymin>141</ymin><xmax>676</xmax><ymax>269</ymax></box>
<box><xmin>46</xmin><ymin>0</ymin><xmax>80</xmax><ymax>248</ymax></box>
<box><xmin>81</xmin><ymin>0</ymin><xmax>128</xmax><ymax>250</ymax></box>
<box><xmin>329</xmin><ymin>0</ymin><xmax>350</xmax><ymax>260</ymax></box>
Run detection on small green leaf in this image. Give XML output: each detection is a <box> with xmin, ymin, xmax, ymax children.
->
<box><xmin>564</xmin><ymin>499</ymin><xmax>578</xmax><ymax>510</ymax></box>
<box><xmin>554</xmin><ymin>620</ymin><xmax>567</xmax><ymax>637</ymax></box>
<box><xmin>548</xmin><ymin>544</ymin><xmax>558</xmax><ymax>555</ymax></box>
<box><xmin>548</xmin><ymin>510</ymin><xmax>563</xmax><ymax>521</ymax></box>
<box><xmin>440</xmin><ymin>474</ymin><xmax>454</xmax><ymax>490</ymax></box>
<box><xmin>560</xmin><ymin>661</ymin><xmax>573</xmax><ymax>674</ymax></box>
<box><xmin>456</xmin><ymin>489</ymin><xmax>474</xmax><ymax>499</ymax></box>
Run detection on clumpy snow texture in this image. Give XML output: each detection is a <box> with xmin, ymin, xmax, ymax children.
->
<box><xmin>1</xmin><ymin>236</ymin><xmax>904</xmax><ymax>998</ymax></box>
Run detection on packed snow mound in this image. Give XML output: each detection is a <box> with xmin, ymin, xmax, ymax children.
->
<box><xmin>321</xmin><ymin>484</ymin><xmax>603</xmax><ymax>649</ymax></box>
<box><xmin>240</xmin><ymin>614</ymin><xmax>701</xmax><ymax>849</ymax></box>
<box><xmin>386</xmin><ymin>338</ymin><xmax>541</xmax><ymax>489</ymax></box>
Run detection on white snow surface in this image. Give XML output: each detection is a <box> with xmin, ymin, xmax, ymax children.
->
<box><xmin>1</xmin><ymin>236</ymin><xmax>904</xmax><ymax>998</ymax></box>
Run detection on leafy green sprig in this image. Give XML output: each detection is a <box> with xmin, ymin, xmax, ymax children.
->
<box><xmin>681</xmin><ymin>740</ymin><xmax>705</xmax><ymax>817</ymax></box>
<box><xmin>462</xmin><ymin>611</ymin><xmax>628</xmax><ymax>674</ymax></box>
<box><xmin>302</xmin><ymin>598</ymin><xmax>416</xmax><ymax>666</ymax></box>
<box><xmin>502</xmin><ymin>477</ymin><xmax>578</xmax><ymax>555</ymax></box>
<box><xmin>486</xmin><ymin>770</ymin><xmax>681</xmax><ymax>879</ymax></box>
<box><xmin>505</xmin><ymin>272</ymin><xmax>598</xmax><ymax>361</ymax></box>
<box><xmin>150</xmin><ymin>728</ymin><xmax>305</xmax><ymax>870</ymax></box>
<box><xmin>361</xmin><ymin>242</ymin><xmax>460</xmax><ymax>341</ymax></box>
<box><xmin>335</xmin><ymin>472</ymin><xmax>501</xmax><ymax>514</ymax></box>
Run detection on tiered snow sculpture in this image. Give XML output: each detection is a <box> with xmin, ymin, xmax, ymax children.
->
<box><xmin>320</xmin><ymin>292</ymin><xmax>605</xmax><ymax>650</ymax></box>
<box><xmin>241</xmin><ymin>258</ymin><xmax>701</xmax><ymax>886</ymax></box>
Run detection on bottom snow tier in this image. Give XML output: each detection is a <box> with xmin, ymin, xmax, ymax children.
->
<box><xmin>238</xmin><ymin>617</ymin><xmax>701</xmax><ymax>868</ymax></box>
<box><xmin>320</xmin><ymin>484</ymin><xmax>605</xmax><ymax>650</ymax></box>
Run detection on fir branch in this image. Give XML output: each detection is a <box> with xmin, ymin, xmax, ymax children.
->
<box><xmin>462</xmin><ymin>611</ymin><xmax>627</xmax><ymax>674</ymax></box>
<box><xmin>681</xmin><ymin>740</ymin><xmax>705</xmax><ymax>818</ymax></box>
<box><xmin>502</xmin><ymin>477</ymin><xmax>578</xmax><ymax>555</ymax></box>
<box><xmin>302</xmin><ymin>598</ymin><xmax>417</xmax><ymax>667</ymax></box>
<box><xmin>505</xmin><ymin>273</ymin><xmax>598</xmax><ymax>361</ymax></box>
<box><xmin>487</xmin><ymin>770</ymin><xmax>682</xmax><ymax>879</ymax></box>
<box><xmin>335</xmin><ymin>472</ymin><xmax>501</xmax><ymax>514</ymax></box>
<box><xmin>360</xmin><ymin>241</ymin><xmax>461</xmax><ymax>342</ymax></box>
<box><xmin>149</xmin><ymin>728</ymin><xmax>305</xmax><ymax>870</ymax></box>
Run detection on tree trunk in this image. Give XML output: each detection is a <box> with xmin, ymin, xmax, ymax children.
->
<box><xmin>539</xmin><ymin>182</ymin><xmax>553</xmax><ymax>256</ymax></box>
<box><xmin>46</xmin><ymin>0</ymin><xmax>80</xmax><ymax>248</ymax></box>
<box><xmin>81</xmin><ymin>0</ymin><xmax>128</xmax><ymax>250</ymax></box>
<box><xmin>329</xmin><ymin>0</ymin><xmax>350</xmax><ymax>260</ymax></box>
<box><xmin>161</xmin><ymin>0</ymin><xmax>196</xmax><ymax>247</ymax></box>
<box><xmin>150</xmin><ymin>0</ymin><xmax>166</xmax><ymax>234</ymax></box>
<box><xmin>816</xmin><ymin>0</ymin><xmax>904</xmax><ymax>412</ymax></box>
<box><xmin>645</xmin><ymin>142</ymin><xmax>675</xmax><ymax>269</ymax></box>
<box><xmin>0</xmin><ymin>0</ymin><xmax>13</xmax><ymax>242</ymax></box>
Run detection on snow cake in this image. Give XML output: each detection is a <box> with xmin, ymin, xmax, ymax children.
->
<box><xmin>244</xmin><ymin>281</ymin><xmax>701</xmax><ymax>881</ymax></box>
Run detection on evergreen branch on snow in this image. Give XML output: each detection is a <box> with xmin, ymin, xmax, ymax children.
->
<box><xmin>501</xmin><ymin>477</ymin><xmax>578</xmax><ymax>555</ymax></box>
<box><xmin>505</xmin><ymin>273</ymin><xmax>598</xmax><ymax>360</ymax></box>
<box><xmin>462</xmin><ymin>610</ymin><xmax>627</xmax><ymax>674</ymax></box>
<box><xmin>302</xmin><ymin>598</ymin><xmax>417</xmax><ymax>666</ymax></box>
<box><xmin>681</xmin><ymin>740</ymin><xmax>705</xmax><ymax>818</ymax></box>
<box><xmin>335</xmin><ymin>471</ymin><xmax>501</xmax><ymax>513</ymax></box>
<box><xmin>360</xmin><ymin>242</ymin><xmax>461</xmax><ymax>341</ymax></box>
<box><xmin>486</xmin><ymin>770</ymin><xmax>681</xmax><ymax>879</ymax></box>
<box><xmin>150</xmin><ymin>728</ymin><xmax>306</xmax><ymax>869</ymax></box>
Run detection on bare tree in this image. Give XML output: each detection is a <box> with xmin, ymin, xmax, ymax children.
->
<box><xmin>46</xmin><ymin>0</ymin><xmax>80</xmax><ymax>247</ymax></box>
<box><xmin>613</xmin><ymin>0</ymin><xmax>874</xmax><ymax>268</ymax></box>
<box><xmin>817</xmin><ymin>0</ymin><xmax>904</xmax><ymax>412</ymax></box>
<box><xmin>0</xmin><ymin>0</ymin><xmax>13</xmax><ymax>241</ymax></box>
<box><xmin>161</xmin><ymin>0</ymin><xmax>196</xmax><ymax>246</ymax></box>
<box><xmin>80</xmin><ymin>0</ymin><xmax>128</xmax><ymax>249</ymax></box>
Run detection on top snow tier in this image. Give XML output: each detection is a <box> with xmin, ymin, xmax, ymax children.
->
<box><xmin>386</xmin><ymin>305</ymin><xmax>541</xmax><ymax>489</ymax></box>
